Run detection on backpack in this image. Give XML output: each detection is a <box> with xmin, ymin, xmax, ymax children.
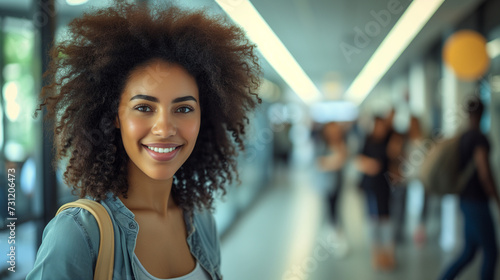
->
<box><xmin>419</xmin><ymin>134</ymin><xmax>475</xmax><ymax>195</ymax></box>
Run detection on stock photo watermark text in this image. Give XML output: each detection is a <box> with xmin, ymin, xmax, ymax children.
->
<box><xmin>6</xmin><ymin>168</ymin><xmax>17</xmax><ymax>273</ymax></box>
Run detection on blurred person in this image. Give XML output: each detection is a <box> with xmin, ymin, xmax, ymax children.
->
<box><xmin>384</xmin><ymin>109</ymin><xmax>407</xmax><ymax>244</ymax></box>
<box><xmin>273</xmin><ymin>122</ymin><xmax>293</xmax><ymax>170</ymax></box>
<box><xmin>403</xmin><ymin>116</ymin><xmax>424</xmax><ymax>179</ymax></box>
<box><xmin>26</xmin><ymin>2</ymin><xmax>261</xmax><ymax>279</ymax></box>
<box><xmin>356</xmin><ymin>116</ymin><xmax>395</xmax><ymax>270</ymax></box>
<box><xmin>440</xmin><ymin>97</ymin><xmax>499</xmax><ymax>280</ymax></box>
<box><xmin>403</xmin><ymin>116</ymin><xmax>429</xmax><ymax>247</ymax></box>
<box><xmin>387</xmin><ymin>114</ymin><xmax>427</xmax><ymax>244</ymax></box>
<box><xmin>413</xmin><ymin>191</ymin><xmax>429</xmax><ymax>247</ymax></box>
<box><xmin>318</xmin><ymin>122</ymin><xmax>349</xmax><ymax>239</ymax></box>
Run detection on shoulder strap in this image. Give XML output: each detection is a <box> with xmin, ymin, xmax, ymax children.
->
<box><xmin>57</xmin><ymin>199</ymin><xmax>114</xmax><ymax>280</ymax></box>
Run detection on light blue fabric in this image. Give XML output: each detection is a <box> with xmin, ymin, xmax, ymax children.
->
<box><xmin>26</xmin><ymin>193</ymin><xmax>222</xmax><ymax>280</ymax></box>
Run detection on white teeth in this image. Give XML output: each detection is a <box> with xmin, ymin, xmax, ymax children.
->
<box><xmin>147</xmin><ymin>146</ymin><xmax>176</xmax><ymax>153</ymax></box>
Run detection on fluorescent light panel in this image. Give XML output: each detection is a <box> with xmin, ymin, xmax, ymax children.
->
<box><xmin>215</xmin><ymin>0</ymin><xmax>321</xmax><ymax>104</ymax></box>
<box><xmin>345</xmin><ymin>0</ymin><xmax>445</xmax><ymax>105</ymax></box>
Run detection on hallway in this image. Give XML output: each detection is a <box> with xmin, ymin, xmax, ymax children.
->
<box><xmin>220</xmin><ymin>162</ymin><xmax>495</xmax><ymax>280</ymax></box>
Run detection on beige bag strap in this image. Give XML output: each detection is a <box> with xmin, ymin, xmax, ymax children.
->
<box><xmin>57</xmin><ymin>199</ymin><xmax>114</xmax><ymax>280</ymax></box>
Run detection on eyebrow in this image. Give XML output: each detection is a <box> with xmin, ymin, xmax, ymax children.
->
<box><xmin>129</xmin><ymin>94</ymin><xmax>197</xmax><ymax>103</ymax></box>
<box><xmin>130</xmin><ymin>94</ymin><xmax>158</xmax><ymax>102</ymax></box>
<box><xmin>172</xmin><ymin>96</ymin><xmax>198</xmax><ymax>103</ymax></box>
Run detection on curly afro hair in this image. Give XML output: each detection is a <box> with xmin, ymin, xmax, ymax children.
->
<box><xmin>37</xmin><ymin>2</ymin><xmax>261</xmax><ymax>212</ymax></box>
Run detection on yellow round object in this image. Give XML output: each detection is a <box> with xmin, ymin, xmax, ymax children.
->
<box><xmin>443</xmin><ymin>30</ymin><xmax>490</xmax><ymax>81</ymax></box>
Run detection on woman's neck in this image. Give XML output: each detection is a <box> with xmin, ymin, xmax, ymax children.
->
<box><xmin>120</xmin><ymin>161</ymin><xmax>177</xmax><ymax>217</ymax></box>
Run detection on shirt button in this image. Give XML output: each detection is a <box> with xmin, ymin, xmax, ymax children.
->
<box><xmin>129</xmin><ymin>222</ymin><xmax>137</xmax><ymax>229</ymax></box>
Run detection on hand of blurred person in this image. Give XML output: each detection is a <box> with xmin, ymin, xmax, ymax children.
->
<box><xmin>356</xmin><ymin>156</ymin><xmax>381</xmax><ymax>176</ymax></box>
<box><xmin>318</xmin><ymin>154</ymin><xmax>343</xmax><ymax>172</ymax></box>
<box><xmin>318</xmin><ymin>156</ymin><xmax>331</xmax><ymax>171</ymax></box>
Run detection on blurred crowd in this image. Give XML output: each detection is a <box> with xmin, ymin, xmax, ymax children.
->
<box><xmin>301</xmin><ymin>96</ymin><xmax>499</xmax><ymax>279</ymax></box>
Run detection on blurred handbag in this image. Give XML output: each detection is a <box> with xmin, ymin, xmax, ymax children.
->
<box><xmin>57</xmin><ymin>199</ymin><xmax>114</xmax><ymax>280</ymax></box>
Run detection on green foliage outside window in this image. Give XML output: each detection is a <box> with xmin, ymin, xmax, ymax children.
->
<box><xmin>2</xmin><ymin>20</ymin><xmax>38</xmax><ymax>161</ymax></box>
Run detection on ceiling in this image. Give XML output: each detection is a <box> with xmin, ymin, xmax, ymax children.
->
<box><xmin>0</xmin><ymin>0</ymin><xmax>486</xmax><ymax>100</ymax></box>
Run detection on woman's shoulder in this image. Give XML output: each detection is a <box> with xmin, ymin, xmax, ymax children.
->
<box><xmin>26</xmin><ymin>207</ymin><xmax>100</xmax><ymax>279</ymax></box>
<box><xmin>44</xmin><ymin>206</ymin><xmax>101</xmax><ymax>256</ymax></box>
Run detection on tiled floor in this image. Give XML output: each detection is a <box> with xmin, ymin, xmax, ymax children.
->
<box><xmin>220</xmin><ymin>162</ymin><xmax>500</xmax><ymax>280</ymax></box>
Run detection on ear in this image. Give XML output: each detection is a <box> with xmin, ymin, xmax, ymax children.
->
<box><xmin>114</xmin><ymin>116</ymin><xmax>120</xmax><ymax>129</ymax></box>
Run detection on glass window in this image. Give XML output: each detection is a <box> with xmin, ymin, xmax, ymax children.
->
<box><xmin>1</xmin><ymin>16</ymin><xmax>42</xmax><ymax>279</ymax></box>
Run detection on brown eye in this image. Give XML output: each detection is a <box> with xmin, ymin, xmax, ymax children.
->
<box><xmin>134</xmin><ymin>105</ymin><xmax>153</xmax><ymax>112</ymax></box>
<box><xmin>176</xmin><ymin>106</ymin><xmax>194</xmax><ymax>113</ymax></box>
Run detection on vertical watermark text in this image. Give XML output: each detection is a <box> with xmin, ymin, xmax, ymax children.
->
<box><xmin>6</xmin><ymin>168</ymin><xmax>17</xmax><ymax>273</ymax></box>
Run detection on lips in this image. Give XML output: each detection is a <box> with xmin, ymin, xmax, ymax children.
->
<box><xmin>142</xmin><ymin>144</ymin><xmax>182</xmax><ymax>161</ymax></box>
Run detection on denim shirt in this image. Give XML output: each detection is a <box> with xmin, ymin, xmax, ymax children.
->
<box><xmin>26</xmin><ymin>193</ymin><xmax>223</xmax><ymax>280</ymax></box>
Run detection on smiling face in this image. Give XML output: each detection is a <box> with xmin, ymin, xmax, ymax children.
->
<box><xmin>116</xmin><ymin>60</ymin><xmax>200</xmax><ymax>181</ymax></box>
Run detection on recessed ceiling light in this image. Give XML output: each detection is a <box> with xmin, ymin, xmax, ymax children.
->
<box><xmin>66</xmin><ymin>0</ymin><xmax>89</xmax><ymax>6</ymax></box>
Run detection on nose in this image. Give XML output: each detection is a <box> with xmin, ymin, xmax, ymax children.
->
<box><xmin>151</xmin><ymin>112</ymin><xmax>176</xmax><ymax>138</ymax></box>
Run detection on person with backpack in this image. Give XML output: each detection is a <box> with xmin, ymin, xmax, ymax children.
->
<box><xmin>440</xmin><ymin>97</ymin><xmax>500</xmax><ymax>280</ymax></box>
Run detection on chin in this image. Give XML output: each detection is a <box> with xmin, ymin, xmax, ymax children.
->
<box><xmin>144</xmin><ymin>169</ymin><xmax>177</xmax><ymax>181</ymax></box>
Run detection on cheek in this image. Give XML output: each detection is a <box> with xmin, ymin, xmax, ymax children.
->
<box><xmin>120</xmin><ymin>117</ymin><xmax>150</xmax><ymax>144</ymax></box>
<box><xmin>181</xmin><ymin>117</ymin><xmax>201</xmax><ymax>142</ymax></box>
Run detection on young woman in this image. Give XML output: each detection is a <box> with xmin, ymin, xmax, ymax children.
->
<box><xmin>318</xmin><ymin>122</ymin><xmax>348</xmax><ymax>229</ymax></box>
<box><xmin>356</xmin><ymin>116</ymin><xmax>395</xmax><ymax>270</ymax></box>
<box><xmin>317</xmin><ymin>122</ymin><xmax>349</xmax><ymax>257</ymax></box>
<box><xmin>27</xmin><ymin>3</ymin><xmax>260</xmax><ymax>279</ymax></box>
